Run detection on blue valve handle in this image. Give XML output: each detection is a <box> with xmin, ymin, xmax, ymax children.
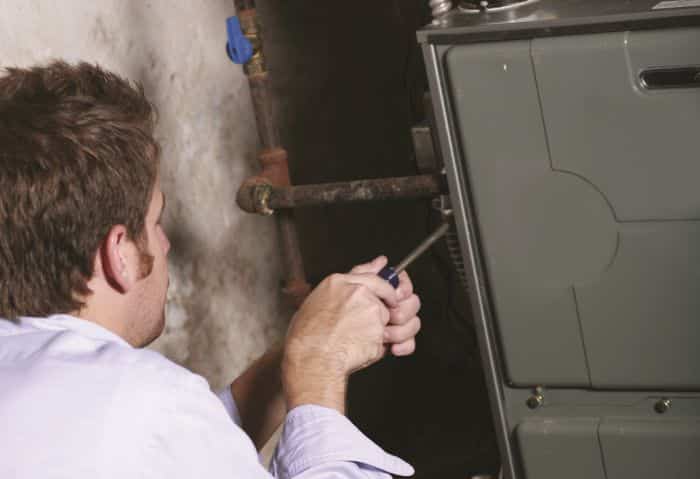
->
<box><xmin>378</xmin><ymin>266</ymin><xmax>400</xmax><ymax>289</ymax></box>
<box><xmin>226</xmin><ymin>16</ymin><xmax>253</xmax><ymax>64</ymax></box>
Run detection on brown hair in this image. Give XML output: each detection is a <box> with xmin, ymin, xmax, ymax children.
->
<box><xmin>0</xmin><ymin>61</ymin><xmax>160</xmax><ymax>319</ymax></box>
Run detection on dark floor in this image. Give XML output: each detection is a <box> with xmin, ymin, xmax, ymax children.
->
<box><xmin>257</xmin><ymin>1</ymin><xmax>500</xmax><ymax>476</ymax></box>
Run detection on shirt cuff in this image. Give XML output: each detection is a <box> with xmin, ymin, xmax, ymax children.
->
<box><xmin>215</xmin><ymin>385</ymin><xmax>242</xmax><ymax>427</ymax></box>
<box><xmin>270</xmin><ymin>405</ymin><xmax>414</xmax><ymax>479</ymax></box>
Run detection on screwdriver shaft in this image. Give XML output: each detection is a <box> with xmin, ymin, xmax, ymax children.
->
<box><xmin>394</xmin><ymin>221</ymin><xmax>450</xmax><ymax>274</ymax></box>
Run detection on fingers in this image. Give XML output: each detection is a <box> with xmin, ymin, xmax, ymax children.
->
<box><xmin>389</xmin><ymin>293</ymin><xmax>421</xmax><ymax>325</ymax></box>
<box><xmin>345</xmin><ymin>272</ymin><xmax>399</xmax><ymax>308</ymax></box>
<box><xmin>383</xmin><ymin>316</ymin><xmax>421</xmax><ymax>344</ymax></box>
<box><xmin>395</xmin><ymin>271</ymin><xmax>414</xmax><ymax>301</ymax></box>
<box><xmin>349</xmin><ymin>256</ymin><xmax>388</xmax><ymax>275</ymax></box>
<box><xmin>349</xmin><ymin>259</ymin><xmax>414</xmax><ymax>303</ymax></box>
<box><xmin>391</xmin><ymin>338</ymin><xmax>416</xmax><ymax>357</ymax></box>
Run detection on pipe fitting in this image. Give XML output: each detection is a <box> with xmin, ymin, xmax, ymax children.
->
<box><xmin>237</xmin><ymin>178</ymin><xmax>274</xmax><ymax>215</ymax></box>
<box><xmin>237</xmin><ymin>147</ymin><xmax>291</xmax><ymax>214</ymax></box>
<box><xmin>236</xmin><ymin>6</ymin><xmax>266</xmax><ymax>76</ymax></box>
<box><xmin>258</xmin><ymin>147</ymin><xmax>290</xmax><ymax>186</ymax></box>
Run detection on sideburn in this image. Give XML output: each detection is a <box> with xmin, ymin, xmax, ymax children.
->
<box><xmin>135</xmin><ymin>234</ymin><xmax>155</xmax><ymax>279</ymax></box>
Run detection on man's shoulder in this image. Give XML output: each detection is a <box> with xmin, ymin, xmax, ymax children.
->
<box><xmin>112</xmin><ymin>346</ymin><xmax>210</xmax><ymax>400</ymax></box>
<box><xmin>96</xmin><ymin>345</ymin><xmax>218</xmax><ymax>435</ymax></box>
<box><xmin>0</xmin><ymin>317</ymin><xmax>215</xmax><ymax>418</ymax></box>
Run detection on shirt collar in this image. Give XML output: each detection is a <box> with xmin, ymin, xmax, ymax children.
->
<box><xmin>18</xmin><ymin>314</ymin><xmax>132</xmax><ymax>348</ymax></box>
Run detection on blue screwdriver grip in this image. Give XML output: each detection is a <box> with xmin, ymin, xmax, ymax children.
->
<box><xmin>378</xmin><ymin>266</ymin><xmax>400</xmax><ymax>289</ymax></box>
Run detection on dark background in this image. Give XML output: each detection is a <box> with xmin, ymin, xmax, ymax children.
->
<box><xmin>256</xmin><ymin>2</ymin><xmax>499</xmax><ymax>477</ymax></box>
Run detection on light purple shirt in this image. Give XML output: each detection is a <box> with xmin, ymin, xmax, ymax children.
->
<box><xmin>0</xmin><ymin>315</ymin><xmax>414</xmax><ymax>478</ymax></box>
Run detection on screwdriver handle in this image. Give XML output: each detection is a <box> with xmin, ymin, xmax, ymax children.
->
<box><xmin>378</xmin><ymin>265</ymin><xmax>400</xmax><ymax>289</ymax></box>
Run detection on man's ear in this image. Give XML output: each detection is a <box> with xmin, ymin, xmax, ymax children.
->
<box><xmin>100</xmin><ymin>225</ymin><xmax>137</xmax><ymax>293</ymax></box>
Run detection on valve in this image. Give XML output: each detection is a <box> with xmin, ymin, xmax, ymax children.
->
<box><xmin>226</xmin><ymin>16</ymin><xmax>253</xmax><ymax>64</ymax></box>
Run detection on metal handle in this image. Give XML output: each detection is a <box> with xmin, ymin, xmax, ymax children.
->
<box><xmin>640</xmin><ymin>66</ymin><xmax>700</xmax><ymax>90</ymax></box>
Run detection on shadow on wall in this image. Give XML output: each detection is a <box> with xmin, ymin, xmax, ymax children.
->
<box><xmin>116</xmin><ymin>0</ymin><xmax>290</xmax><ymax>388</ymax></box>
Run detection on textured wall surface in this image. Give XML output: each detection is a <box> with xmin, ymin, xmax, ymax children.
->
<box><xmin>0</xmin><ymin>0</ymin><xmax>289</xmax><ymax>389</ymax></box>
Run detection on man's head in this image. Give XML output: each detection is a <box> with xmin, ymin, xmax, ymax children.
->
<box><xmin>0</xmin><ymin>61</ymin><xmax>170</xmax><ymax>346</ymax></box>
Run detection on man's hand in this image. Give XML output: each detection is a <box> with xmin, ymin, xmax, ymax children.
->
<box><xmin>350</xmin><ymin>256</ymin><xmax>422</xmax><ymax>357</ymax></box>
<box><xmin>282</xmin><ymin>257</ymin><xmax>399</xmax><ymax>413</ymax></box>
<box><xmin>282</xmin><ymin>256</ymin><xmax>421</xmax><ymax>415</ymax></box>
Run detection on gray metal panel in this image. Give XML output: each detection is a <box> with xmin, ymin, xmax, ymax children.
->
<box><xmin>533</xmin><ymin>29</ymin><xmax>700</xmax><ymax>221</ymax></box>
<box><xmin>576</xmin><ymin>223</ymin><xmax>700</xmax><ymax>389</ymax></box>
<box><xmin>423</xmin><ymin>42</ymin><xmax>519</xmax><ymax>479</ymax></box>
<box><xmin>516</xmin><ymin>418</ymin><xmax>606</xmax><ymax>479</ymax></box>
<box><xmin>444</xmin><ymin>40</ymin><xmax>614</xmax><ymax>386</ymax></box>
<box><xmin>600</xmin><ymin>418</ymin><xmax>700</xmax><ymax>478</ymax></box>
<box><xmin>532</xmin><ymin>28</ymin><xmax>700</xmax><ymax>389</ymax></box>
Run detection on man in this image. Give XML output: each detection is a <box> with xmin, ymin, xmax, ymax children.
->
<box><xmin>0</xmin><ymin>61</ymin><xmax>422</xmax><ymax>478</ymax></box>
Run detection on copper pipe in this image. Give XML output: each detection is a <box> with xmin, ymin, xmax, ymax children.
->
<box><xmin>237</xmin><ymin>174</ymin><xmax>446</xmax><ymax>214</ymax></box>
<box><xmin>248</xmin><ymin>75</ymin><xmax>280</xmax><ymax>148</ymax></box>
<box><xmin>233</xmin><ymin>0</ymin><xmax>311</xmax><ymax>306</ymax></box>
<box><xmin>234</xmin><ymin>0</ymin><xmax>256</xmax><ymax>11</ymax></box>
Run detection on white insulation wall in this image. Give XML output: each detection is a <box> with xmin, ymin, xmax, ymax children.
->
<box><xmin>0</xmin><ymin>0</ymin><xmax>290</xmax><ymax>389</ymax></box>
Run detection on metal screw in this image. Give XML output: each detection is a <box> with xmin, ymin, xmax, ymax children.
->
<box><xmin>526</xmin><ymin>387</ymin><xmax>544</xmax><ymax>410</ymax></box>
<box><xmin>654</xmin><ymin>398</ymin><xmax>672</xmax><ymax>414</ymax></box>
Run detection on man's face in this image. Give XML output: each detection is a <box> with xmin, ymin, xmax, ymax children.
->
<box><xmin>130</xmin><ymin>178</ymin><xmax>170</xmax><ymax>347</ymax></box>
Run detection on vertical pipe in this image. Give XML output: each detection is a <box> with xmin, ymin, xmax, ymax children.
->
<box><xmin>234</xmin><ymin>0</ymin><xmax>311</xmax><ymax>306</ymax></box>
<box><xmin>234</xmin><ymin>0</ymin><xmax>256</xmax><ymax>11</ymax></box>
<box><xmin>248</xmin><ymin>75</ymin><xmax>281</xmax><ymax>149</ymax></box>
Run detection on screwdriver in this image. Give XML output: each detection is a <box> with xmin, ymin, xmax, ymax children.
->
<box><xmin>378</xmin><ymin>221</ymin><xmax>451</xmax><ymax>288</ymax></box>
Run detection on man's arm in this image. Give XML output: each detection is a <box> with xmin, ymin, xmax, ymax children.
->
<box><xmin>158</xmin><ymin>256</ymin><xmax>420</xmax><ymax>478</ymax></box>
<box><xmin>270</xmin><ymin>256</ymin><xmax>420</xmax><ymax>478</ymax></box>
<box><xmin>230</xmin><ymin>343</ymin><xmax>286</xmax><ymax>450</ymax></box>
<box><xmin>226</xmin><ymin>256</ymin><xmax>422</xmax><ymax>450</ymax></box>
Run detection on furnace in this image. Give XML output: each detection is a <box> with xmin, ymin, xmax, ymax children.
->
<box><xmin>420</xmin><ymin>1</ymin><xmax>700</xmax><ymax>478</ymax></box>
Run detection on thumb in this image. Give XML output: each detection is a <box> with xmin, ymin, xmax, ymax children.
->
<box><xmin>349</xmin><ymin>255</ymin><xmax>388</xmax><ymax>275</ymax></box>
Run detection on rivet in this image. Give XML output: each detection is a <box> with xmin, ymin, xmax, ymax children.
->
<box><xmin>654</xmin><ymin>398</ymin><xmax>671</xmax><ymax>414</ymax></box>
<box><xmin>527</xmin><ymin>387</ymin><xmax>544</xmax><ymax>410</ymax></box>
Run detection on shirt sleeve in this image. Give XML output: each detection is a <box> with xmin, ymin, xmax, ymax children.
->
<box><xmin>270</xmin><ymin>405</ymin><xmax>415</xmax><ymax>479</ymax></box>
<box><xmin>215</xmin><ymin>385</ymin><xmax>243</xmax><ymax>427</ymax></box>
<box><xmin>135</xmin><ymin>355</ymin><xmax>413</xmax><ymax>479</ymax></box>
<box><xmin>130</xmin><ymin>357</ymin><xmax>273</xmax><ymax>479</ymax></box>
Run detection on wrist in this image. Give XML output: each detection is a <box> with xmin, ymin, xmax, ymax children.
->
<box><xmin>284</xmin><ymin>381</ymin><xmax>347</xmax><ymax>414</ymax></box>
<box><xmin>282</xmin><ymin>346</ymin><xmax>348</xmax><ymax>414</ymax></box>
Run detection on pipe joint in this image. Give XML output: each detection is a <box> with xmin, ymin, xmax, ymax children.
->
<box><xmin>238</xmin><ymin>9</ymin><xmax>266</xmax><ymax>76</ymax></box>
<box><xmin>259</xmin><ymin>147</ymin><xmax>290</xmax><ymax>186</ymax></box>
<box><xmin>237</xmin><ymin>178</ymin><xmax>274</xmax><ymax>215</ymax></box>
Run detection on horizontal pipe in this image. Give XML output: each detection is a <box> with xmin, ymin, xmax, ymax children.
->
<box><xmin>237</xmin><ymin>174</ymin><xmax>446</xmax><ymax>214</ymax></box>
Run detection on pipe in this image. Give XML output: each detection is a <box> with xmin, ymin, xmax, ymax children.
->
<box><xmin>430</xmin><ymin>0</ymin><xmax>453</xmax><ymax>24</ymax></box>
<box><xmin>237</xmin><ymin>174</ymin><xmax>446</xmax><ymax>214</ymax></box>
<box><xmin>234</xmin><ymin>0</ymin><xmax>256</xmax><ymax>11</ymax></box>
<box><xmin>233</xmin><ymin>0</ymin><xmax>311</xmax><ymax>307</ymax></box>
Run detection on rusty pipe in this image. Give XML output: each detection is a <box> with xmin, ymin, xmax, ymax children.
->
<box><xmin>234</xmin><ymin>0</ymin><xmax>256</xmax><ymax>11</ymax></box>
<box><xmin>233</xmin><ymin>0</ymin><xmax>311</xmax><ymax>306</ymax></box>
<box><xmin>237</xmin><ymin>174</ymin><xmax>446</xmax><ymax>214</ymax></box>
